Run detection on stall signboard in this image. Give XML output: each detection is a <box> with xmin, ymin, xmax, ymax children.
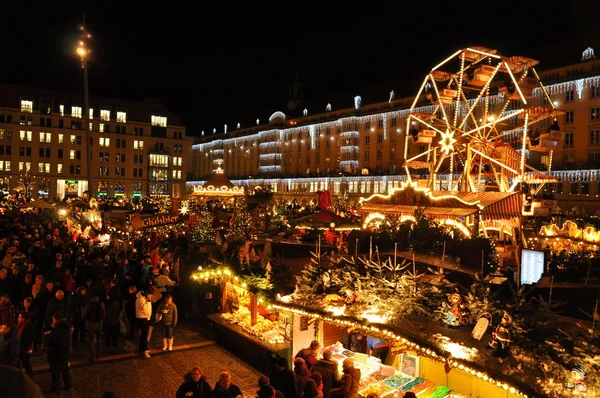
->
<box><xmin>131</xmin><ymin>212</ymin><xmax>189</xmax><ymax>230</ymax></box>
<box><xmin>223</xmin><ymin>282</ymin><xmax>240</xmax><ymax>313</ymax></box>
<box><xmin>520</xmin><ymin>249</ymin><xmax>545</xmax><ymax>285</ymax></box>
<box><xmin>400</xmin><ymin>353</ymin><xmax>419</xmax><ymax>378</ymax></box>
<box><xmin>300</xmin><ymin>316</ymin><xmax>310</xmax><ymax>331</ymax></box>
<box><xmin>390</xmin><ymin>340</ymin><xmax>408</xmax><ymax>355</ymax></box>
<box><xmin>278</xmin><ymin>311</ymin><xmax>293</xmax><ymax>341</ymax></box>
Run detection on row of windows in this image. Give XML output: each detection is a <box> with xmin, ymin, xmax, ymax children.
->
<box><xmin>20</xmin><ymin>100</ymin><xmax>169</xmax><ymax>127</ymax></box>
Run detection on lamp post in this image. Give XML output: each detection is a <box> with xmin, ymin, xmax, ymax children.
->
<box><xmin>76</xmin><ymin>13</ymin><xmax>93</xmax><ymax>198</ymax></box>
<box><xmin>17</xmin><ymin>169</ymin><xmax>35</xmax><ymax>201</ymax></box>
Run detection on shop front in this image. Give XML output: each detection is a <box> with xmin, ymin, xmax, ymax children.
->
<box><xmin>272</xmin><ymin>304</ymin><xmax>532</xmax><ymax>398</ymax></box>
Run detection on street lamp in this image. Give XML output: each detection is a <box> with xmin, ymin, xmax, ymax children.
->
<box><xmin>17</xmin><ymin>169</ymin><xmax>35</xmax><ymax>201</ymax></box>
<box><xmin>76</xmin><ymin>13</ymin><xmax>93</xmax><ymax>199</ymax></box>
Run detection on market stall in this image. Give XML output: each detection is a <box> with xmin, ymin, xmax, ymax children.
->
<box><xmin>274</xmin><ymin>304</ymin><xmax>525</xmax><ymax>398</ymax></box>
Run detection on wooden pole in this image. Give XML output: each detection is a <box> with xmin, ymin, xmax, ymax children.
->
<box><xmin>370</xmin><ymin>236</ymin><xmax>373</xmax><ymax>261</ymax></box>
<box><xmin>481</xmin><ymin>250</ymin><xmax>485</xmax><ymax>276</ymax></box>
<box><xmin>593</xmin><ymin>300</ymin><xmax>599</xmax><ymax>336</ymax></box>
<box><xmin>441</xmin><ymin>241</ymin><xmax>446</xmax><ymax>272</ymax></box>
<box><xmin>585</xmin><ymin>260</ymin><xmax>592</xmax><ymax>286</ymax></box>
<box><xmin>412</xmin><ymin>253</ymin><xmax>417</xmax><ymax>296</ymax></box>
<box><xmin>394</xmin><ymin>242</ymin><xmax>397</xmax><ymax>269</ymax></box>
<box><xmin>318</xmin><ymin>234</ymin><xmax>321</xmax><ymax>257</ymax></box>
<box><xmin>355</xmin><ymin>238</ymin><xmax>358</xmax><ymax>259</ymax></box>
<box><xmin>250</xmin><ymin>294</ymin><xmax>258</xmax><ymax>326</ymax></box>
<box><xmin>548</xmin><ymin>276</ymin><xmax>554</xmax><ymax>306</ymax></box>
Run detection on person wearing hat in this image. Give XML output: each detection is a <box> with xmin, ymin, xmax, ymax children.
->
<box><xmin>295</xmin><ymin>339</ymin><xmax>320</xmax><ymax>370</ymax></box>
<box><xmin>135</xmin><ymin>288</ymin><xmax>153</xmax><ymax>358</ymax></box>
<box><xmin>330</xmin><ymin>358</ymin><xmax>360</xmax><ymax>398</ymax></box>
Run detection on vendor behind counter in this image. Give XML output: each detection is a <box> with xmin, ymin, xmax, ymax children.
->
<box><xmin>366</xmin><ymin>336</ymin><xmax>390</xmax><ymax>364</ymax></box>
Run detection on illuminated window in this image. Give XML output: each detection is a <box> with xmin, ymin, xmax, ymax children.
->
<box><xmin>70</xmin><ymin>135</ymin><xmax>76</xmax><ymax>144</ymax></box>
<box><xmin>58</xmin><ymin>134</ymin><xmax>64</xmax><ymax>144</ymax></box>
<box><xmin>104</xmin><ymin>138</ymin><xmax>110</xmax><ymax>147</ymax></box>
<box><xmin>20</xmin><ymin>131</ymin><xmax>25</xmax><ymax>141</ymax></box>
<box><xmin>19</xmin><ymin>162</ymin><xmax>24</xmax><ymax>171</ymax></box>
<box><xmin>172</xmin><ymin>170</ymin><xmax>177</xmax><ymax>179</ymax></box>
<box><xmin>72</xmin><ymin>106</ymin><xmax>82</xmax><ymax>118</ymax></box>
<box><xmin>57</xmin><ymin>164</ymin><xmax>63</xmax><ymax>174</ymax></box>
<box><xmin>134</xmin><ymin>140</ymin><xmax>144</xmax><ymax>150</ymax></box>
<box><xmin>46</xmin><ymin>133</ymin><xmax>51</xmax><ymax>143</ymax></box>
<box><xmin>0</xmin><ymin>161</ymin><xmax>3</xmax><ymax>171</ymax></box>
<box><xmin>100</xmin><ymin>109</ymin><xmax>110</xmax><ymax>122</ymax></box>
<box><xmin>99</xmin><ymin>137</ymin><xmax>104</xmax><ymax>147</ymax></box>
<box><xmin>89</xmin><ymin>108</ymin><xmax>94</xmax><ymax>119</ymax></box>
<box><xmin>38</xmin><ymin>163</ymin><xmax>44</xmax><ymax>173</ymax></box>
<box><xmin>27</xmin><ymin>131</ymin><xmax>32</xmax><ymax>141</ymax></box>
<box><xmin>69</xmin><ymin>150</ymin><xmax>75</xmax><ymax>160</ymax></box>
<box><xmin>99</xmin><ymin>123</ymin><xmax>105</xmax><ymax>133</ymax></box>
<box><xmin>177</xmin><ymin>170</ymin><xmax>181</xmax><ymax>179</ymax></box>
<box><xmin>116</xmin><ymin>111</ymin><xmax>126</xmax><ymax>123</ymax></box>
<box><xmin>4</xmin><ymin>161</ymin><xmax>10</xmax><ymax>171</ymax></box>
<box><xmin>59</xmin><ymin>105</ymin><xmax>64</xmax><ymax>116</ymax></box>
<box><xmin>21</xmin><ymin>100</ymin><xmax>33</xmax><ymax>113</ymax></box>
<box><xmin>40</xmin><ymin>132</ymin><xmax>45</xmax><ymax>142</ymax></box>
<box><xmin>151</xmin><ymin>115</ymin><xmax>167</xmax><ymax>127</ymax></box>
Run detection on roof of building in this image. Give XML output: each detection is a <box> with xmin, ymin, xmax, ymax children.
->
<box><xmin>0</xmin><ymin>82</ymin><xmax>183</xmax><ymax>126</ymax></box>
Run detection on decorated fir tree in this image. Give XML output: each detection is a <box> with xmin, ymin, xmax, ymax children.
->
<box><xmin>227</xmin><ymin>198</ymin><xmax>253</xmax><ymax>240</ymax></box>
<box><xmin>190</xmin><ymin>205</ymin><xmax>215</xmax><ymax>245</ymax></box>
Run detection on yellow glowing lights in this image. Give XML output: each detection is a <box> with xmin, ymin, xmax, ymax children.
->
<box><xmin>439</xmin><ymin>129</ymin><xmax>457</xmax><ymax>155</ymax></box>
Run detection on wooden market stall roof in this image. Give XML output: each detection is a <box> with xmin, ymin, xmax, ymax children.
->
<box><xmin>359</xmin><ymin>182</ymin><xmax>522</xmax><ymax>221</ymax></box>
<box><xmin>192</xmin><ymin>162</ymin><xmax>245</xmax><ymax>197</ymax></box>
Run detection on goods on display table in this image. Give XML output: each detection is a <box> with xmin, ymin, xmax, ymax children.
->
<box><xmin>221</xmin><ymin>306</ymin><xmax>286</xmax><ymax>345</ymax></box>
<box><xmin>325</xmin><ymin>343</ymin><xmax>469</xmax><ymax>398</ymax></box>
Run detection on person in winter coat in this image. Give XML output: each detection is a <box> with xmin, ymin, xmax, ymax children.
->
<box><xmin>83</xmin><ymin>294</ymin><xmax>106</xmax><ymax>362</ymax></box>
<box><xmin>45</xmin><ymin>290</ymin><xmax>67</xmax><ymax>329</ymax></box>
<box><xmin>330</xmin><ymin>358</ymin><xmax>361</xmax><ymax>398</ymax></box>
<box><xmin>0</xmin><ymin>322</ymin><xmax>20</xmax><ymax>368</ymax></box>
<box><xmin>124</xmin><ymin>285</ymin><xmax>138</xmax><ymax>339</ymax></box>
<box><xmin>0</xmin><ymin>363</ymin><xmax>44</xmax><ymax>398</ymax></box>
<box><xmin>270</xmin><ymin>356</ymin><xmax>297</xmax><ymax>398</ymax></box>
<box><xmin>309</xmin><ymin>372</ymin><xmax>324</xmax><ymax>398</ymax></box>
<box><xmin>176</xmin><ymin>367</ymin><xmax>212</xmax><ymax>398</ymax></box>
<box><xmin>257</xmin><ymin>375</ymin><xmax>284</xmax><ymax>398</ymax></box>
<box><xmin>312</xmin><ymin>349</ymin><xmax>339</xmax><ymax>398</ymax></box>
<box><xmin>301</xmin><ymin>379</ymin><xmax>320</xmax><ymax>398</ymax></box>
<box><xmin>69</xmin><ymin>286</ymin><xmax>88</xmax><ymax>347</ymax></box>
<box><xmin>17</xmin><ymin>312</ymin><xmax>35</xmax><ymax>377</ymax></box>
<box><xmin>209</xmin><ymin>371</ymin><xmax>243</xmax><ymax>398</ymax></box>
<box><xmin>156</xmin><ymin>294</ymin><xmax>178</xmax><ymax>351</ymax></box>
<box><xmin>104</xmin><ymin>291</ymin><xmax>121</xmax><ymax>354</ymax></box>
<box><xmin>295</xmin><ymin>340</ymin><xmax>320</xmax><ymax>370</ymax></box>
<box><xmin>45</xmin><ymin>312</ymin><xmax>72</xmax><ymax>393</ymax></box>
<box><xmin>294</xmin><ymin>357</ymin><xmax>311</xmax><ymax>397</ymax></box>
<box><xmin>135</xmin><ymin>289</ymin><xmax>153</xmax><ymax>358</ymax></box>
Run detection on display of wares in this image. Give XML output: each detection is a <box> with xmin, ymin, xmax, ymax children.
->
<box><xmin>382</xmin><ymin>374</ymin><xmax>413</xmax><ymax>389</ymax></box>
<box><xmin>220</xmin><ymin>307</ymin><xmax>285</xmax><ymax>344</ymax></box>
<box><xmin>342</xmin><ymin>349</ymin><xmax>356</xmax><ymax>357</ymax></box>
<box><xmin>358</xmin><ymin>382</ymin><xmax>393</xmax><ymax>398</ymax></box>
<box><xmin>408</xmin><ymin>379</ymin><xmax>435</xmax><ymax>396</ymax></box>
<box><xmin>426</xmin><ymin>385</ymin><xmax>452</xmax><ymax>398</ymax></box>
<box><xmin>400</xmin><ymin>377</ymin><xmax>425</xmax><ymax>391</ymax></box>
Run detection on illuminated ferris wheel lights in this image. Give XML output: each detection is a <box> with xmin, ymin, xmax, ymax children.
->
<box><xmin>487</xmin><ymin>115</ymin><xmax>496</xmax><ymax>122</ymax></box>
<box><xmin>439</xmin><ymin>130</ymin><xmax>457</xmax><ymax>155</ymax></box>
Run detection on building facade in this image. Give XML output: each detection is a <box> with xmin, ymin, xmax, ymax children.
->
<box><xmin>190</xmin><ymin>48</ymin><xmax>600</xmax><ymax>216</ymax></box>
<box><xmin>0</xmin><ymin>83</ymin><xmax>190</xmax><ymax>200</ymax></box>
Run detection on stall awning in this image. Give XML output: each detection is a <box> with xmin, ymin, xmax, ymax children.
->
<box><xmin>359</xmin><ymin>204</ymin><xmax>477</xmax><ymax>220</ymax></box>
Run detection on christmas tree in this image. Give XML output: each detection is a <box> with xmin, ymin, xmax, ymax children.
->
<box><xmin>227</xmin><ymin>198</ymin><xmax>253</xmax><ymax>240</ymax></box>
<box><xmin>190</xmin><ymin>205</ymin><xmax>215</xmax><ymax>245</ymax></box>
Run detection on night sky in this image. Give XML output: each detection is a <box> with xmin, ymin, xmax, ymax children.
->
<box><xmin>1</xmin><ymin>2</ymin><xmax>598</xmax><ymax>136</ymax></box>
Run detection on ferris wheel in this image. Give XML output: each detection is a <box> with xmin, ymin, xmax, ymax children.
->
<box><xmin>403</xmin><ymin>47</ymin><xmax>564</xmax><ymax>195</ymax></box>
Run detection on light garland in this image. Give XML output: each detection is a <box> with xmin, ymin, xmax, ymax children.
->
<box><xmin>270</xmin><ymin>303</ymin><xmax>530</xmax><ymax>398</ymax></box>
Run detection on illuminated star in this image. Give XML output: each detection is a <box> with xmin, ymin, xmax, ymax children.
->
<box><xmin>179</xmin><ymin>204</ymin><xmax>189</xmax><ymax>216</ymax></box>
<box><xmin>439</xmin><ymin>129</ymin><xmax>457</xmax><ymax>155</ymax></box>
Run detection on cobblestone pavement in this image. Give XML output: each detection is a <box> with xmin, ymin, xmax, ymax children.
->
<box><xmin>33</xmin><ymin>343</ymin><xmax>263</xmax><ymax>398</ymax></box>
<box><xmin>30</xmin><ymin>320</ymin><xmax>211</xmax><ymax>370</ymax></box>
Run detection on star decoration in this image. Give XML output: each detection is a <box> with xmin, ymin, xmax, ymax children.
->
<box><xmin>439</xmin><ymin>129</ymin><xmax>457</xmax><ymax>155</ymax></box>
<box><xmin>179</xmin><ymin>203</ymin><xmax>189</xmax><ymax>216</ymax></box>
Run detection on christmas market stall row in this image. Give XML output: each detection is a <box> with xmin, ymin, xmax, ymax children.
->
<box><xmin>192</xmin><ymin>248</ymin><xmax>600</xmax><ymax>398</ymax></box>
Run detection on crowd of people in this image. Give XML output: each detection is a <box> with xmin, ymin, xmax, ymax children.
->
<box><xmin>0</xmin><ymin>207</ymin><xmax>184</xmax><ymax>393</ymax></box>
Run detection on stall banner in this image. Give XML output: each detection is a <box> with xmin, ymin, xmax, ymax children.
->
<box><xmin>131</xmin><ymin>212</ymin><xmax>189</xmax><ymax>230</ymax></box>
<box><xmin>223</xmin><ymin>282</ymin><xmax>240</xmax><ymax>313</ymax></box>
<box><xmin>278</xmin><ymin>311</ymin><xmax>293</xmax><ymax>341</ymax></box>
<box><xmin>390</xmin><ymin>340</ymin><xmax>409</xmax><ymax>355</ymax></box>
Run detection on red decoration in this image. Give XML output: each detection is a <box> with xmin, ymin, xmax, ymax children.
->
<box><xmin>317</xmin><ymin>190</ymin><xmax>332</xmax><ymax>209</ymax></box>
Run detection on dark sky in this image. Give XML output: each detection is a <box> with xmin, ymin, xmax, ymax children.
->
<box><xmin>1</xmin><ymin>2</ymin><xmax>599</xmax><ymax>136</ymax></box>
